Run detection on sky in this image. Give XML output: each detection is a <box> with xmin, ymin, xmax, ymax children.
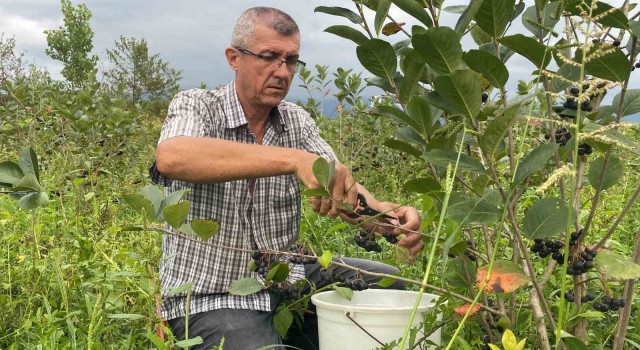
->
<box><xmin>0</xmin><ymin>0</ymin><xmax>637</xmax><ymax>118</ymax></box>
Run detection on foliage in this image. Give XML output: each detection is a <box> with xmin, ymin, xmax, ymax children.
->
<box><xmin>103</xmin><ymin>36</ymin><xmax>182</xmax><ymax>110</ymax></box>
<box><xmin>0</xmin><ymin>33</ymin><xmax>25</xmax><ymax>89</ymax></box>
<box><xmin>44</xmin><ymin>0</ymin><xmax>98</xmax><ymax>88</ymax></box>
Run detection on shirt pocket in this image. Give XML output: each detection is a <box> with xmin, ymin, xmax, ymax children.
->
<box><xmin>270</xmin><ymin>174</ymin><xmax>300</xmax><ymax>208</ymax></box>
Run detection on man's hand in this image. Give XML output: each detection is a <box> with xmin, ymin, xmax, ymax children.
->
<box><xmin>375</xmin><ymin>202</ymin><xmax>424</xmax><ymax>256</ymax></box>
<box><xmin>292</xmin><ymin>154</ymin><xmax>358</xmax><ymax>219</ymax></box>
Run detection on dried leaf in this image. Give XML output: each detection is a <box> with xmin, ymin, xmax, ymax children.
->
<box><xmin>476</xmin><ymin>261</ymin><xmax>531</xmax><ymax>293</ymax></box>
<box><xmin>454</xmin><ymin>303</ymin><xmax>482</xmax><ymax>317</ymax></box>
<box><xmin>382</xmin><ymin>22</ymin><xmax>405</xmax><ymax>36</ymax></box>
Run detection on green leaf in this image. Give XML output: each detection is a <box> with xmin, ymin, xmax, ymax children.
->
<box><xmin>445</xmin><ymin>256</ymin><xmax>477</xmax><ymax>288</ymax></box>
<box><xmin>18</xmin><ymin>147</ymin><xmax>39</xmax><ymax>181</ymax></box>
<box><xmin>447</xmin><ymin>199</ymin><xmax>502</xmax><ymax>225</ymax></box>
<box><xmin>434</xmin><ymin>69</ymin><xmax>482</xmax><ymax>118</ymax></box>
<box><xmin>312</xmin><ymin>157</ymin><xmax>334</xmax><ymax>190</ymax></box>
<box><xmin>123</xmin><ymin>193</ymin><xmax>156</xmax><ymax>222</ymax></box>
<box><xmin>404</xmin><ymin>177</ymin><xmax>442</xmax><ymax>193</ymax></box>
<box><xmin>412</xmin><ymin>27</ymin><xmax>463</xmax><ymax>75</ymax></box>
<box><xmin>318</xmin><ymin>250</ymin><xmax>332</xmax><ymax>268</ymax></box>
<box><xmin>588</xmin><ymin>155</ymin><xmax>623</xmax><ymax>191</ymax></box>
<box><xmin>372</xmin><ymin>105</ymin><xmax>421</xmax><ymax>132</ymax></box>
<box><xmin>273</xmin><ymin>307</ymin><xmax>294</xmax><ymax>339</ymax></box>
<box><xmin>162</xmin><ymin>201</ymin><xmax>191</xmax><ymax>230</ymax></box>
<box><xmin>480</xmin><ymin>105</ymin><xmax>522</xmax><ymax>160</ymax></box>
<box><xmin>265</xmin><ymin>261</ymin><xmax>290</xmax><ymax>283</ymax></box>
<box><xmin>522</xmin><ymin>3</ymin><xmax>560</xmax><ymax>37</ymax></box>
<box><xmin>630</xmin><ymin>20</ymin><xmax>640</xmax><ymax>38</ymax></box>
<box><xmin>301</xmin><ymin>188</ymin><xmax>330</xmax><ymax>197</ymax></box>
<box><xmin>158</xmin><ymin>189</ymin><xmax>190</xmax><ymax>220</ymax></box>
<box><xmin>383</xmin><ymin>139</ymin><xmax>422</xmax><ymax>157</ymax></box>
<box><xmin>612</xmin><ymin>89</ymin><xmax>640</xmax><ymax>118</ymax></box>
<box><xmin>138</xmin><ymin>185</ymin><xmax>165</xmax><ymax>219</ymax></box>
<box><xmin>377</xmin><ymin>277</ymin><xmax>398</xmax><ymax>288</ymax></box>
<box><xmin>464</xmin><ymin>49</ymin><xmax>509</xmax><ymax>88</ymax></box>
<box><xmin>324</xmin><ymin>25</ymin><xmax>368</xmax><ymax>46</ymax></box>
<box><xmin>227</xmin><ymin>278</ymin><xmax>263</xmax><ymax>296</ymax></box>
<box><xmin>513</xmin><ymin>143</ymin><xmax>558</xmax><ymax>186</ymax></box>
<box><xmin>406</xmin><ymin>95</ymin><xmax>436</xmax><ymax>136</ymax></box>
<box><xmin>0</xmin><ymin>161</ymin><xmax>23</xmax><ymax>187</ymax></box>
<box><xmin>595</xmin><ymin>250</ymin><xmax>640</xmax><ymax>281</ymax></box>
<box><xmin>178</xmin><ymin>223</ymin><xmax>195</xmax><ymax>236</ymax></box>
<box><xmin>424</xmin><ymin>91</ymin><xmax>457</xmax><ymax>113</ymax></box>
<box><xmin>398</xmin><ymin>53</ymin><xmax>425</xmax><ymax>104</ymax></box>
<box><xmin>564</xmin><ymin>0</ymin><xmax>628</xmax><ymax>29</ymax></box>
<box><xmin>575</xmin><ymin>45</ymin><xmax>630</xmax><ymax>83</ymax></box>
<box><xmin>314</xmin><ymin>6</ymin><xmax>362</xmax><ymax>24</ymax></box>
<box><xmin>357</xmin><ymin>39</ymin><xmax>397</xmax><ymax>81</ymax></box>
<box><xmin>168</xmin><ymin>282</ymin><xmax>194</xmax><ymax>296</ymax></box>
<box><xmin>522</xmin><ymin>197</ymin><xmax>569</xmax><ymax>239</ymax></box>
<box><xmin>191</xmin><ymin>219</ymin><xmax>220</xmax><ymax>241</ymax></box>
<box><xmin>475</xmin><ymin>0</ymin><xmax>515</xmax><ymax>38</ymax></box>
<box><xmin>332</xmin><ymin>285</ymin><xmax>353</xmax><ymax>300</ymax></box>
<box><xmin>14</xmin><ymin>173</ymin><xmax>42</xmax><ymax>192</ymax></box>
<box><xmin>391</xmin><ymin>0</ymin><xmax>433</xmax><ymax>27</ymax></box>
<box><xmin>374</xmin><ymin>0</ymin><xmax>391</xmax><ymax>36</ymax></box>
<box><xmin>561</xmin><ymin>333</ymin><xmax>590</xmax><ymax>350</ymax></box>
<box><xmin>423</xmin><ymin>148</ymin><xmax>486</xmax><ymax>174</ymax></box>
<box><xmin>17</xmin><ymin>191</ymin><xmax>49</xmax><ymax>210</ymax></box>
<box><xmin>175</xmin><ymin>337</ymin><xmax>203</xmax><ymax>349</ymax></box>
<box><xmin>455</xmin><ymin>0</ymin><xmax>486</xmax><ymax>37</ymax></box>
<box><xmin>107</xmin><ymin>313</ymin><xmax>145</xmax><ymax>320</ymax></box>
<box><xmin>444</xmin><ymin>5</ymin><xmax>468</xmax><ymax>14</ymax></box>
<box><xmin>550</xmin><ymin>64</ymin><xmax>581</xmax><ymax>92</ymax></box>
<box><xmin>119</xmin><ymin>225</ymin><xmax>145</xmax><ymax>232</ymax></box>
<box><xmin>499</xmin><ymin>34</ymin><xmax>551</xmax><ymax>68</ymax></box>
<box><xmin>145</xmin><ymin>332</ymin><xmax>168</xmax><ymax>350</ymax></box>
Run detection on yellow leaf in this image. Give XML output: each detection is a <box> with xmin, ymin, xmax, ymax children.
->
<box><xmin>381</xmin><ymin>22</ymin><xmax>405</xmax><ymax>36</ymax></box>
<box><xmin>515</xmin><ymin>338</ymin><xmax>527</xmax><ymax>350</ymax></box>
<box><xmin>488</xmin><ymin>345</ymin><xmax>501</xmax><ymax>350</ymax></box>
<box><xmin>502</xmin><ymin>329</ymin><xmax>517</xmax><ymax>350</ymax></box>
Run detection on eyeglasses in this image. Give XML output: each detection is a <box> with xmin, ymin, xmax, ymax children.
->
<box><xmin>234</xmin><ymin>47</ymin><xmax>306</xmax><ymax>74</ymax></box>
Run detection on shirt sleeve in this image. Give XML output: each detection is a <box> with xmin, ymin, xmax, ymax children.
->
<box><xmin>149</xmin><ymin>90</ymin><xmax>211</xmax><ymax>185</ymax></box>
<box><xmin>300</xmin><ymin>113</ymin><xmax>338</xmax><ymax>162</ymax></box>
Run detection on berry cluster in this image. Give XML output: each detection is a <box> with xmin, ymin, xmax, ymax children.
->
<box><xmin>319</xmin><ymin>268</ymin><xmax>370</xmax><ymax>291</ymax></box>
<box><xmin>544</xmin><ymin>127</ymin><xmax>572</xmax><ymax>145</ymax></box>
<box><xmin>530</xmin><ymin>239</ymin><xmax>565</xmax><ymax>264</ymax></box>
<box><xmin>566</xmin><ymin>248</ymin><xmax>597</xmax><ymax>276</ymax></box>
<box><xmin>268</xmin><ymin>282</ymin><xmax>301</xmax><ymax>301</ymax></box>
<box><xmin>346</xmin><ymin>278</ymin><xmax>370</xmax><ymax>291</ymax></box>
<box><xmin>287</xmin><ymin>245</ymin><xmax>317</xmax><ymax>265</ymax></box>
<box><xmin>354</xmin><ymin>229</ymin><xmax>398</xmax><ymax>252</ymax></box>
<box><xmin>564</xmin><ymin>290</ymin><xmax>595</xmax><ymax>303</ymax></box>
<box><xmin>250</xmin><ymin>250</ymin><xmax>276</xmax><ymax>278</ymax></box>
<box><xmin>578</xmin><ymin>143</ymin><xmax>593</xmax><ymax>156</ymax></box>
<box><xmin>593</xmin><ymin>295</ymin><xmax>625</xmax><ymax>312</ymax></box>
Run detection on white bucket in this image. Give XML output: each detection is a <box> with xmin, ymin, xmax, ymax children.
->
<box><xmin>311</xmin><ymin>290</ymin><xmax>442</xmax><ymax>350</ymax></box>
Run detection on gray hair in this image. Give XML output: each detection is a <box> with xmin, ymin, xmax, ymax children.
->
<box><xmin>231</xmin><ymin>7</ymin><xmax>299</xmax><ymax>48</ymax></box>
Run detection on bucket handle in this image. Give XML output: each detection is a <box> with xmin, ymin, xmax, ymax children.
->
<box><xmin>344</xmin><ymin>311</ymin><xmax>385</xmax><ymax>346</ymax></box>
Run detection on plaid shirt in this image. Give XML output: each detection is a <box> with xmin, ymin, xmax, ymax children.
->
<box><xmin>150</xmin><ymin>81</ymin><xmax>337</xmax><ymax>321</ymax></box>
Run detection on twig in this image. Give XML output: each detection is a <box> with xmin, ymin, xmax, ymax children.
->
<box><xmin>612</xmin><ymin>228</ymin><xmax>640</xmax><ymax>350</ymax></box>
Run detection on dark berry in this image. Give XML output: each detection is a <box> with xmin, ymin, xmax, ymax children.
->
<box><xmin>592</xmin><ymin>38</ymin><xmax>600</xmax><ymax>44</ymax></box>
<box><xmin>565</xmin><ymin>291</ymin><xmax>575</xmax><ymax>302</ymax></box>
<box><xmin>584</xmin><ymin>261</ymin><xmax>594</xmax><ymax>269</ymax></box>
<box><xmin>613</xmin><ymin>40</ymin><xmax>621</xmax><ymax>46</ymax></box>
<box><xmin>570</xmin><ymin>87</ymin><xmax>579</xmax><ymax>95</ymax></box>
<box><xmin>571</xmin><ymin>231</ymin><xmax>580</xmax><ymax>240</ymax></box>
<box><xmin>251</xmin><ymin>250</ymin><xmax>263</xmax><ymax>260</ymax></box>
<box><xmin>636</xmin><ymin>62</ymin><xmax>640</xmax><ymax>68</ymax></box>
<box><xmin>602</xmin><ymin>295</ymin><xmax>612</xmax><ymax>304</ymax></box>
<box><xmin>482</xmin><ymin>92</ymin><xmax>489</xmax><ymax>103</ymax></box>
<box><xmin>586</xmin><ymin>293</ymin><xmax>595</xmax><ymax>301</ymax></box>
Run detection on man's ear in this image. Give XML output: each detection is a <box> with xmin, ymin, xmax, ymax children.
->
<box><xmin>225</xmin><ymin>47</ymin><xmax>239</xmax><ymax>72</ymax></box>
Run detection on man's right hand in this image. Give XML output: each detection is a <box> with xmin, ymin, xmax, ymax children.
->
<box><xmin>292</xmin><ymin>153</ymin><xmax>358</xmax><ymax>219</ymax></box>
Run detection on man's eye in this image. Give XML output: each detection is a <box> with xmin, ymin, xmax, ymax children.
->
<box><xmin>285</xmin><ymin>58</ymin><xmax>299</xmax><ymax>64</ymax></box>
<box><xmin>262</xmin><ymin>55</ymin><xmax>279</xmax><ymax>62</ymax></box>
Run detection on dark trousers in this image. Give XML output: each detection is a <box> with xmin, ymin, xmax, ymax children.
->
<box><xmin>168</xmin><ymin>257</ymin><xmax>405</xmax><ymax>350</ymax></box>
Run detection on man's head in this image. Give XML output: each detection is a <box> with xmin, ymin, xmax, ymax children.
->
<box><xmin>226</xmin><ymin>7</ymin><xmax>304</xmax><ymax>117</ymax></box>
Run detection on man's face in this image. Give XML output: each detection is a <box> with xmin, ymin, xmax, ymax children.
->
<box><xmin>230</xmin><ymin>24</ymin><xmax>301</xmax><ymax>111</ymax></box>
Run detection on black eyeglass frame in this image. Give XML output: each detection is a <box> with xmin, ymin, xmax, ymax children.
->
<box><xmin>234</xmin><ymin>47</ymin><xmax>306</xmax><ymax>74</ymax></box>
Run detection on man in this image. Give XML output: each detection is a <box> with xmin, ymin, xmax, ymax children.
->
<box><xmin>151</xmin><ymin>7</ymin><xmax>423</xmax><ymax>350</ymax></box>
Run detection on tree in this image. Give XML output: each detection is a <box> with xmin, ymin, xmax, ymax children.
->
<box><xmin>103</xmin><ymin>36</ymin><xmax>182</xmax><ymax>107</ymax></box>
<box><xmin>44</xmin><ymin>0</ymin><xmax>98</xmax><ymax>88</ymax></box>
<box><xmin>0</xmin><ymin>33</ymin><xmax>25</xmax><ymax>88</ymax></box>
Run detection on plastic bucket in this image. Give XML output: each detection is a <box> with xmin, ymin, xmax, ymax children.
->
<box><xmin>311</xmin><ymin>290</ymin><xmax>442</xmax><ymax>350</ymax></box>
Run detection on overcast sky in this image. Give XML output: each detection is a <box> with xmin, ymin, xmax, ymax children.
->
<box><xmin>0</xmin><ymin>0</ymin><xmax>636</xmax><ymax>117</ymax></box>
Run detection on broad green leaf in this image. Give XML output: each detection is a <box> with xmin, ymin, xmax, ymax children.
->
<box><xmin>581</xmin><ymin>124</ymin><xmax>639</xmax><ymax>154</ymax></box>
<box><xmin>561</xmin><ymin>333</ymin><xmax>590</xmax><ymax>350</ymax></box>
<box><xmin>612</xmin><ymin>89</ymin><xmax>640</xmax><ymax>118</ymax></box>
<box><xmin>587</xmin><ymin>155</ymin><xmax>623</xmax><ymax>191</ymax></box>
<box><xmin>372</xmin><ymin>105</ymin><xmax>421</xmax><ymax>132</ymax></box>
<box><xmin>522</xmin><ymin>197</ymin><xmax>569</xmax><ymax>239</ymax></box>
<box><xmin>433</xmin><ymin>69</ymin><xmax>482</xmax><ymax>118</ymax></box>
<box><xmin>324</xmin><ymin>25</ymin><xmax>368</xmax><ymax>46</ymax></box>
<box><xmin>445</xmin><ymin>256</ymin><xmax>477</xmax><ymax>288</ymax></box>
<box><xmin>394</xmin><ymin>127</ymin><xmax>427</xmax><ymax>147</ymax></box>
<box><xmin>595</xmin><ymin>250</ymin><xmax>640</xmax><ymax>281</ymax></box>
<box><xmin>476</xmin><ymin>260</ymin><xmax>530</xmax><ymax>293</ymax></box>
<box><xmin>0</xmin><ymin>161</ymin><xmax>23</xmax><ymax>187</ymax></box>
<box><xmin>499</xmin><ymin>34</ymin><xmax>551</xmax><ymax>68</ymax></box>
<box><xmin>383</xmin><ymin>139</ymin><xmax>422</xmax><ymax>158</ymax></box>
<box><xmin>406</xmin><ymin>95</ymin><xmax>436</xmax><ymax>136</ymax></box>
<box><xmin>564</xmin><ymin>0</ymin><xmax>629</xmax><ymax>29</ymax></box>
<box><xmin>228</xmin><ymin>278</ymin><xmax>263</xmax><ymax>295</ymax></box>
<box><xmin>123</xmin><ymin>193</ymin><xmax>156</xmax><ymax>222</ymax></box>
<box><xmin>513</xmin><ymin>143</ymin><xmax>558</xmax><ymax>186</ymax></box>
<box><xmin>107</xmin><ymin>313</ymin><xmax>145</xmax><ymax>320</ymax></box>
<box><xmin>175</xmin><ymin>337</ymin><xmax>203</xmax><ymax>348</ymax></box>
<box><xmin>475</xmin><ymin>0</ymin><xmax>515</xmax><ymax>38</ymax></box>
<box><xmin>18</xmin><ymin>147</ymin><xmax>39</xmax><ymax>181</ymax></box>
<box><xmin>145</xmin><ymin>332</ymin><xmax>168</xmax><ymax>350</ymax></box>
<box><xmin>265</xmin><ymin>261</ymin><xmax>290</xmax><ymax>283</ymax></box>
<box><xmin>374</xmin><ymin>0</ymin><xmax>391</xmax><ymax>36</ymax></box>
<box><xmin>14</xmin><ymin>173</ymin><xmax>41</xmax><ymax>192</ymax></box>
<box><xmin>630</xmin><ymin>20</ymin><xmax>640</xmax><ymax>38</ymax></box>
<box><xmin>470</xmin><ymin>25</ymin><xmax>492</xmax><ymax>45</ymax></box>
<box><xmin>318</xmin><ymin>250</ymin><xmax>332</xmax><ymax>268</ymax></box>
<box><xmin>412</xmin><ymin>27</ymin><xmax>462</xmax><ymax>75</ymax></box>
<box><xmin>404</xmin><ymin>177</ymin><xmax>442</xmax><ymax>193</ymax></box>
<box><xmin>480</xmin><ymin>105</ymin><xmax>522</xmax><ymax>160</ymax></box>
<box><xmin>312</xmin><ymin>157</ymin><xmax>334</xmax><ymax>189</ymax></box>
<box><xmin>424</xmin><ymin>91</ymin><xmax>457</xmax><ymax>113</ymax></box>
<box><xmin>550</xmin><ymin>64</ymin><xmax>581</xmax><ymax>92</ymax></box>
<box><xmin>332</xmin><ymin>285</ymin><xmax>353</xmax><ymax>300</ymax></box>
<box><xmin>314</xmin><ymin>6</ymin><xmax>362</xmax><ymax>24</ymax></box>
<box><xmin>423</xmin><ymin>148</ymin><xmax>486</xmax><ymax>174</ymax></box>
<box><xmin>447</xmin><ymin>198</ymin><xmax>501</xmax><ymax>225</ymax></box>
<box><xmin>574</xmin><ymin>45</ymin><xmax>630</xmax><ymax>83</ymax></box>
<box><xmin>377</xmin><ymin>277</ymin><xmax>398</xmax><ymax>288</ymax></box>
<box><xmin>191</xmin><ymin>219</ymin><xmax>220</xmax><ymax>241</ymax></box>
<box><xmin>455</xmin><ymin>0</ymin><xmax>485</xmax><ymax>37</ymax></box>
<box><xmin>391</xmin><ymin>0</ymin><xmax>433</xmax><ymax>27</ymax></box>
<box><xmin>168</xmin><ymin>282</ymin><xmax>194</xmax><ymax>296</ymax></box>
<box><xmin>522</xmin><ymin>3</ymin><xmax>560</xmax><ymax>37</ymax></box>
<box><xmin>301</xmin><ymin>188</ymin><xmax>330</xmax><ymax>197</ymax></box>
<box><xmin>178</xmin><ymin>223</ymin><xmax>195</xmax><ymax>236</ymax></box>
<box><xmin>273</xmin><ymin>307</ymin><xmax>294</xmax><ymax>339</ymax></box>
<box><xmin>162</xmin><ymin>201</ymin><xmax>191</xmax><ymax>230</ymax></box>
<box><xmin>158</xmin><ymin>189</ymin><xmax>190</xmax><ymax>221</ymax></box>
<box><xmin>138</xmin><ymin>185</ymin><xmax>165</xmax><ymax>219</ymax></box>
<box><xmin>463</xmin><ymin>49</ymin><xmax>509</xmax><ymax>88</ymax></box>
<box><xmin>444</xmin><ymin>5</ymin><xmax>468</xmax><ymax>14</ymax></box>
<box><xmin>357</xmin><ymin>38</ymin><xmax>397</xmax><ymax>81</ymax></box>
<box><xmin>17</xmin><ymin>191</ymin><xmax>48</xmax><ymax>210</ymax></box>
<box><xmin>398</xmin><ymin>53</ymin><xmax>425</xmax><ymax>104</ymax></box>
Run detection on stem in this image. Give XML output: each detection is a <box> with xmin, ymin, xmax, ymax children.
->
<box><xmin>386</xmin><ymin>14</ymin><xmax>411</xmax><ymax>38</ymax></box>
<box><xmin>522</xmin><ymin>257</ymin><xmax>552</xmax><ymax>350</ymax></box>
<box><xmin>611</xmin><ymin>228</ymin><xmax>640</xmax><ymax>350</ymax></box>
<box><xmin>356</xmin><ymin>4</ymin><xmax>374</xmax><ymax>39</ymax></box>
